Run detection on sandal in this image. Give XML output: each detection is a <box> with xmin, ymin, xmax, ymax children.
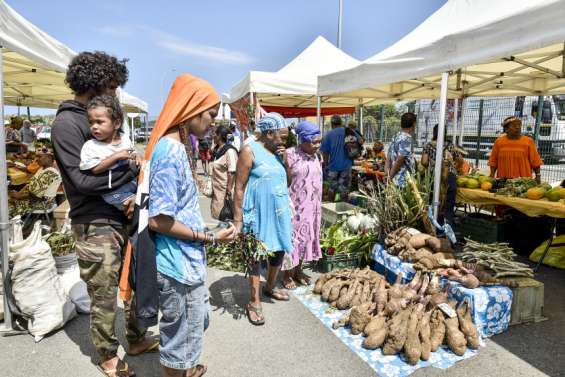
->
<box><xmin>187</xmin><ymin>364</ymin><xmax>207</xmax><ymax>377</ymax></box>
<box><xmin>263</xmin><ymin>287</ymin><xmax>290</xmax><ymax>301</ymax></box>
<box><xmin>282</xmin><ymin>276</ymin><xmax>297</xmax><ymax>290</ymax></box>
<box><xmin>246</xmin><ymin>303</ymin><xmax>265</xmax><ymax>326</ymax></box>
<box><xmin>97</xmin><ymin>359</ymin><xmax>135</xmax><ymax>377</ymax></box>
<box><xmin>126</xmin><ymin>338</ymin><xmax>159</xmax><ymax>356</ymax></box>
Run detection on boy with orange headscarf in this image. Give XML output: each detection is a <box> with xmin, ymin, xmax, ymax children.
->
<box><xmin>140</xmin><ymin>74</ymin><xmax>235</xmax><ymax>377</ymax></box>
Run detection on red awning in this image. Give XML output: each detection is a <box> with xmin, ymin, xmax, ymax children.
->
<box><xmin>261</xmin><ymin>105</ymin><xmax>354</xmax><ymax>117</ymax></box>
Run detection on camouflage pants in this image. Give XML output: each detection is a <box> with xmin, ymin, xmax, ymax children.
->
<box><xmin>72</xmin><ymin>223</ymin><xmax>146</xmax><ymax>360</ymax></box>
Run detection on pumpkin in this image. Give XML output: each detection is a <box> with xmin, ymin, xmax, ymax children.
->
<box><xmin>27</xmin><ymin>160</ymin><xmax>40</xmax><ymax>174</ymax></box>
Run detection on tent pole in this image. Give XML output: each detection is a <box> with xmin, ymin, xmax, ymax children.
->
<box><xmin>358</xmin><ymin>100</ymin><xmax>364</xmax><ymax>136</ymax></box>
<box><xmin>337</xmin><ymin>0</ymin><xmax>343</xmax><ymax>49</ymax></box>
<box><xmin>0</xmin><ymin>44</ymin><xmax>14</xmax><ymax>332</ymax></box>
<box><xmin>534</xmin><ymin>95</ymin><xmax>544</xmax><ymax>147</ymax></box>
<box><xmin>144</xmin><ymin>113</ymin><xmax>148</xmax><ymax>145</ymax></box>
<box><xmin>432</xmin><ymin>72</ymin><xmax>449</xmax><ymax>220</ymax></box>
<box><xmin>452</xmin><ymin>98</ymin><xmax>459</xmax><ymax>144</ymax></box>
<box><xmin>316</xmin><ymin>96</ymin><xmax>322</xmax><ymax>129</ymax></box>
<box><xmin>459</xmin><ymin>98</ymin><xmax>466</xmax><ymax>146</ymax></box>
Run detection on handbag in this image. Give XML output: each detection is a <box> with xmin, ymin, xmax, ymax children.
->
<box><xmin>218</xmin><ymin>151</ymin><xmax>234</xmax><ymax>221</ymax></box>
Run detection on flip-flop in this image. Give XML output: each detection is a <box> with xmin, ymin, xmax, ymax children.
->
<box><xmin>97</xmin><ymin>359</ymin><xmax>135</xmax><ymax>377</ymax></box>
<box><xmin>187</xmin><ymin>364</ymin><xmax>207</xmax><ymax>377</ymax></box>
<box><xmin>246</xmin><ymin>304</ymin><xmax>265</xmax><ymax>326</ymax></box>
<box><xmin>263</xmin><ymin>287</ymin><xmax>290</xmax><ymax>301</ymax></box>
<box><xmin>126</xmin><ymin>338</ymin><xmax>159</xmax><ymax>356</ymax></box>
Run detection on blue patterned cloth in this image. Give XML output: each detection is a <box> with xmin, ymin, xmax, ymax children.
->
<box><xmin>149</xmin><ymin>137</ymin><xmax>207</xmax><ymax>286</ymax></box>
<box><xmin>371</xmin><ymin>244</ymin><xmax>512</xmax><ymax>337</ymax></box>
<box><xmin>292</xmin><ymin>286</ymin><xmax>478</xmax><ymax>377</ymax></box>
<box><xmin>387</xmin><ymin>131</ymin><xmax>415</xmax><ymax>188</ymax></box>
<box><xmin>256</xmin><ymin>112</ymin><xmax>287</xmax><ymax>132</ymax></box>
<box><xmin>243</xmin><ymin>140</ymin><xmax>293</xmax><ymax>253</ymax></box>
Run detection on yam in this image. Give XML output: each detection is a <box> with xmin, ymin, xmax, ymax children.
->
<box><xmin>337</xmin><ymin>279</ymin><xmax>359</xmax><ymax>310</ymax></box>
<box><xmin>457</xmin><ymin>299</ymin><xmax>480</xmax><ymax>349</ymax></box>
<box><xmin>409</xmin><ymin>233</ymin><xmax>432</xmax><ymax>249</ymax></box>
<box><xmin>363</xmin><ymin>327</ymin><xmax>387</xmax><ymax>350</ymax></box>
<box><xmin>360</xmin><ymin>281</ymin><xmax>373</xmax><ymax>303</ymax></box>
<box><xmin>373</xmin><ymin>278</ymin><xmax>388</xmax><ymax>314</ymax></box>
<box><xmin>426</xmin><ymin>272</ymin><xmax>441</xmax><ymax>295</ymax></box>
<box><xmin>364</xmin><ymin>312</ymin><xmax>387</xmax><ymax>336</ymax></box>
<box><xmin>385</xmin><ymin>297</ymin><xmax>408</xmax><ymax>317</ymax></box>
<box><xmin>349</xmin><ymin>303</ymin><xmax>372</xmax><ymax>335</ymax></box>
<box><xmin>321</xmin><ymin>278</ymin><xmax>338</xmax><ymax>301</ymax></box>
<box><xmin>350</xmin><ymin>283</ymin><xmax>364</xmax><ymax>308</ymax></box>
<box><xmin>404</xmin><ymin>304</ymin><xmax>425</xmax><ymax>365</ymax></box>
<box><xmin>382</xmin><ymin>308</ymin><xmax>411</xmax><ymax>355</ymax></box>
<box><xmin>429</xmin><ymin>309</ymin><xmax>446</xmax><ymax>352</ymax></box>
<box><xmin>419</xmin><ymin>310</ymin><xmax>432</xmax><ymax>361</ymax></box>
<box><xmin>452</xmin><ymin>274</ymin><xmax>480</xmax><ymax>289</ymax></box>
<box><xmin>445</xmin><ymin>301</ymin><xmax>467</xmax><ymax>356</ymax></box>
<box><xmin>424</xmin><ymin>237</ymin><xmax>442</xmax><ymax>252</ymax></box>
<box><xmin>388</xmin><ymin>273</ymin><xmax>405</xmax><ymax>299</ymax></box>
<box><xmin>332</xmin><ymin>312</ymin><xmax>350</xmax><ymax>330</ymax></box>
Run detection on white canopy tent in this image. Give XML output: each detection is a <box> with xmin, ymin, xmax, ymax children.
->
<box><xmin>0</xmin><ymin>0</ymin><xmax>147</xmax><ymax>331</ymax></box>
<box><xmin>0</xmin><ymin>1</ymin><xmax>148</xmax><ymax>112</ymax></box>
<box><xmin>226</xmin><ymin>36</ymin><xmax>367</xmax><ymax>119</ymax></box>
<box><xmin>318</xmin><ymin>0</ymin><xmax>565</xmax><ymax>220</ymax></box>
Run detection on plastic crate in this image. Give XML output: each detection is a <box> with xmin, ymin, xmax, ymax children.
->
<box><xmin>457</xmin><ymin>213</ymin><xmax>506</xmax><ymax>243</ymax></box>
<box><xmin>319</xmin><ymin>252</ymin><xmax>363</xmax><ymax>273</ymax></box>
<box><xmin>321</xmin><ymin>202</ymin><xmax>363</xmax><ymax>227</ymax></box>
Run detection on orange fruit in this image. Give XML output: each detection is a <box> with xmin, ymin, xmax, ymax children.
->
<box><xmin>480</xmin><ymin>182</ymin><xmax>493</xmax><ymax>191</ymax></box>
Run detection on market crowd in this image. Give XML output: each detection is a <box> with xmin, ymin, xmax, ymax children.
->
<box><xmin>4</xmin><ymin>50</ymin><xmax>544</xmax><ymax>377</ymax></box>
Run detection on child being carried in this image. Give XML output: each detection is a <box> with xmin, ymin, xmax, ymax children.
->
<box><xmin>80</xmin><ymin>94</ymin><xmax>139</xmax><ymax>210</ymax></box>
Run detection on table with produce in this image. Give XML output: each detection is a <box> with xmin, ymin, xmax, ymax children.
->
<box><xmin>456</xmin><ymin>175</ymin><xmax>565</xmax><ymax>218</ymax></box>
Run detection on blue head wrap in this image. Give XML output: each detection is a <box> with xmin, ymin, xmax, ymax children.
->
<box><xmin>296</xmin><ymin>120</ymin><xmax>321</xmax><ymax>144</ymax></box>
<box><xmin>256</xmin><ymin>112</ymin><xmax>286</xmax><ymax>132</ymax></box>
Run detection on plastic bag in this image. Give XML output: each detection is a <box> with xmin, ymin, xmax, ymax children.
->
<box><xmin>529</xmin><ymin>235</ymin><xmax>565</xmax><ymax>269</ymax></box>
<box><xmin>10</xmin><ymin>221</ymin><xmax>76</xmax><ymax>341</ymax></box>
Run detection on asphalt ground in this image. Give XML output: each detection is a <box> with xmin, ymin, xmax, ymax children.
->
<box><xmin>1</xmin><ymin>192</ymin><xmax>564</xmax><ymax>376</ymax></box>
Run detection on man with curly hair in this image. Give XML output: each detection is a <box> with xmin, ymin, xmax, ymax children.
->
<box><xmin>51</xmin><ymin>51</ymin><xmax>157</xmax><ymax>377</ymax></box>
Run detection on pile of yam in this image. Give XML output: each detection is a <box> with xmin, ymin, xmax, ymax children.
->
<box><xmin>314</xmin><ymin>268</ymin><xmax>481</xmax><ymax>364</ymax></box>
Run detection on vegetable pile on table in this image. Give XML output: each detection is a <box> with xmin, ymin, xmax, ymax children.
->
<box><xmin>207</xmin><ymin>233</ymin><xmax>271</xmax><ymax>274</ymax></box>
<box><xmin>456</xmin><ymin>174</ymin><xmax>494</xmax><ymax>191</ymax></box>
<box><xmin>314</xmin><ymin>268</ymin><xmax>480</xmax><ymax>363</ymax></box>
<box><xmin>460</xmin><ymin>239</ymin><xmax>534</xmax><ymax>278</ymax></box>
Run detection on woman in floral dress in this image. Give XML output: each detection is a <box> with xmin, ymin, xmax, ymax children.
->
<box><xmin>282</xmin><ymin>121</ymin><xmax>323</xmax><ymax>289</ymax></box>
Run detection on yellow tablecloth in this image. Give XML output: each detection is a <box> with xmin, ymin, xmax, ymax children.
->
<box><xmin>457</xmin><ymin>188</ymin><xmax>565</xmax><ymax>218</ymax></box>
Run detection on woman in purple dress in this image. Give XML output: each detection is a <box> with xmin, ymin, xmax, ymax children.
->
<box><xmin>282</xmin><ymin>121</ymin><xmax>323</xmax><ymax>289</ymax></box>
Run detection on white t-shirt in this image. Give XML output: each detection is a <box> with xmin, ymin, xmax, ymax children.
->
<box><xmin>225</xmin><ymin>148</ymin><xmax>238</xmax><ymax>172</ymax></box>
<box><xmin>80</xmin><ymin>137</ymin><xmax>133</xmax><ymax>171</ymax></box>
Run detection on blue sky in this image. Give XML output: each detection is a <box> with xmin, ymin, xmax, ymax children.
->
<box><xmin>8</xmin><ymin>0</ymin><xmax>446</xmax><ymax>118</ymax></box>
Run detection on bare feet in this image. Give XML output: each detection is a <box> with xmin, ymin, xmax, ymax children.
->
<box><xmin>282</xmin><ymin>271</ymin><xmax>296</xmax><ymax>289</ymax></box>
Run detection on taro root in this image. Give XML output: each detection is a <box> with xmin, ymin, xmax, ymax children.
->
<box><xmin>349</xmin><ymin>303</ymin><xmax>372</xmax><ymax>335</ymax></box>
<box><xmin>362</xmin><ymin>313</ymin><xmax>388</xmax><ymax>350</ymax></box>
<box><xmin>373</xmin><ymin>278</ymin><xmax>388</xmax><ymax>314</ymax></box>
<box><xmin>404</xmin><ymin>303</ymin><xmax>425</xmax><ymax>365</ymax></box>
<box><xmin>383</xmin><ymin>307</ymin><xmax>411</xmax><ymax>355</ymax></box>
<box><xmin>457</xmin><ymin>299</ymin><xmax>480</xmax><ymax>349</ymax></box>
<box><xmin>419</xmin><ymin>310</ymin><xmax>432</xmax><ymax>360</ymax></box>
<box><xmin>445</xmin><ymin>301</ymin><xmax>467</xmax><ymax>356</ymax></box>
<box><xmin>430</xmin><ymin>309</ymin><xmax>446</xmax><ymax>352</ymax></box>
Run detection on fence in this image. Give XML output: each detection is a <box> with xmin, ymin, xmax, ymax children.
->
<box><xmin>346</xmin><ymin>96</ymin><xmax>565</xmax><ymax>184</ymax></box>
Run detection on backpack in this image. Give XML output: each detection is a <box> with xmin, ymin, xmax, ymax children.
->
<box><xmin>344</xmin><ymin>128</ymin><xmax>362</xmax><ymax>159</ymax></box>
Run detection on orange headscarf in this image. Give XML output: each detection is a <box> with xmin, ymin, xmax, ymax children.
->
<box><xmin>144</xmin><ymin>73</ymin><xmax>220</xmax><ymax>160</ymax></box>
<box><xmin>119</xmin><ymin>73</ymin><xmax>219</xmax><ymax>301</ymax></box>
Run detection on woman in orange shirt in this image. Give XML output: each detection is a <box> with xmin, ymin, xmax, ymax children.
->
<box><xmin>489</xmin><ymin>117</ymin><xmax>542</xmax><ymax>183</ymax></box>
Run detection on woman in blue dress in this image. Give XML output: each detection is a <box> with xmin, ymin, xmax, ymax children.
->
<box><xmin>233</xmin><ymin>112</ymin><xmax>292</xmax><ymax>325</ymax></box>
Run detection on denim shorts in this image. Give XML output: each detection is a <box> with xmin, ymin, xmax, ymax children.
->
<box><xmin>157</xmin><ymin>272</ymin><xmax>210</xmax><ymax>370</ymax></box>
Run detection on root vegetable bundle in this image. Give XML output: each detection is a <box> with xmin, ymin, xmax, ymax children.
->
<box><xmin>314</xmin><ymin>269</ymin><xmax>481</xmax><ymax>363</ymax></box>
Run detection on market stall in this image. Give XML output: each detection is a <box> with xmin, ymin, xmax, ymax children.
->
<box><xmin>0</xmin><ymin>1</ymin><xmax>148</xmax><ymax>333</ymax></box>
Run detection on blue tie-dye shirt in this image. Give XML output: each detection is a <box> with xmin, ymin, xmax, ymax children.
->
<box><xmin>149</xmin><ymin>137</ymin><xmax>206</xmax><ymax>286</ymax></box>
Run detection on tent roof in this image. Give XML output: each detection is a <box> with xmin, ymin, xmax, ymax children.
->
<box><xmin>318</xmin><ymin>0</ymin><xmax>565</xmax><ymax>101</ymax></box>
<box><xmin>0</xmin><ymin>1</ymin><xmax>148</xmax><ymax>113</ymax></box>
<box><xmin>226</xmin><ymin>36</ymin><xmax>364</xmax><ymax>108</ymax></box>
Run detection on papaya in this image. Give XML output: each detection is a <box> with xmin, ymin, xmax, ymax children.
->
<box><xmin>527</xmin><ymin>187</ymin><xmax>546</xmax><ymax>200</ymax></box>
<box><xmin>456</xmin><ymin>177</ymin><xmax>468</xmax><ymax>187</ymax></box>
<box><xmin>545</xmin><ymin>188</ymin><xmax>565</xmax><ymax>202</ymax></box>
<box><xmin>478</xmin><ymin>176</ymin><xmax>493</xmax><ymax>184</ymax></box>
<box><xmin>26</xmin><ymin>160</ymin><xmax>40</xmax><ymax>174</ymax></box>
<box><xmin>480</xmin><ymin>182</ymin><xmax>493</xmax><ymax>191</ymax></box>
<box><xmin>465</xmin><ymin>178</ymin><xmax>480</xmax><ymax>189</ymax></box>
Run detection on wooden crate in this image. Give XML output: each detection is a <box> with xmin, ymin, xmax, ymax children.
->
<box><xmin>500</xmin><ymin>277</ymin><xmax>547</xmax><ymax>325</ymax></box>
